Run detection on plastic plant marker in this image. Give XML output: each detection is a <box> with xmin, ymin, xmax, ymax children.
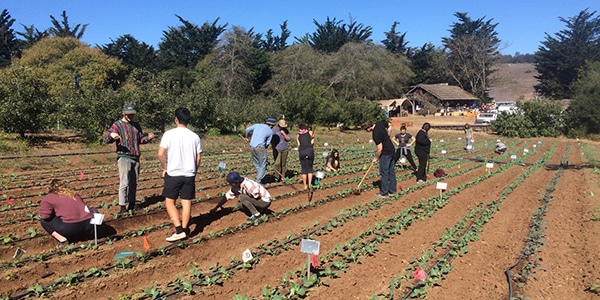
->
<box><xmin>362</xmin><ymin>145</ymin><xmax>365</xmax><ymax>149</ymax></box>
<box><xmin>79</xmin><ymin>171</ymin><xmax>84</xmax><ymax>180</ymax></box>
<box><xmin>414</xmin><ymin>266</ymin><xmax>427</xmax><ymax>281</ymax></box>
<box><xmin>114</xmin><ymin>251</ymin><xmax>135</xmax><ymax>259</ymax></box>
<box><xmin>591</xmin><ymin>191</ymin><xmax>595</xmax><ymax>197</ymax></box>
<box><xmin>311</xmin><ymin>253</ymin><xmax>319</xmax><ymax>267</ymax></box>
<box><xmin>398</xmin><ymin>184</ymin><xmax>403</xmax><ymax>191</ymax></box>
<box><xmin>314</xmin><ymin>180</ymin><xmax>319</xmax><ymax>186</ymax></box>
<box><xmin>242</xmin><ymin>249</ymin><xmax>253</xmax><ymax>263</ymax></box>
<box><xmin>495</xmin><ymin>194</ymin><xmax>499</xmax><ymax>200</ymax></box>
<box><xmin>143</xmin><ymin>236</ymin><xmax>150</xmax><ymax>250</ymax></box>
<box><xmin>6</xmin><ymin>199</ymin><xmax>13</xmax><ymax>205</ymax></box>
<box><xmin>457</xmin><ymin>165</ymin><xmax>461</xmax><ymax>169</ymax></box>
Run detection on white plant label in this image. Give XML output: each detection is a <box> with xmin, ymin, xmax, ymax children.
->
<box><xmin>466</xmin><ymin>145</ymin><xmax>473</xmax><ymax>150</ymax></box>
<box><xmin>486</xmin><ymin>163</ymin><xmax>494</xmax><ymax>169</ymax></box>
<box><xmin>436</xmin><ymin>182</ymin><xmax>448</xmax><ymax>190</ymax></box>
<box><xmin>441</xmin><ymin>150</ymin><xmax>447</xmax><ymax>155</ymax></box>
<box><xmin>440</xmin><ymin>139</ymin><xmax>445</xmax><ymax>143</ymax></box>
<box><xmin>324</xmin><ymin>142</ymin><xmax>329</xmax><ymax>147</ymax></box>
<box><xmin>218</xmin><ymin>162</ymin><xmax>226</xmax><ymax>169</ymax></box>
<box><xmin>322</xmin><ymin>151</ymin><xmax>328</xmax><ymax>157</ymax></box>
<box><xmin>242</xmin><ymin>249</ymin><xmax>253</xmax><ymax>263</ymax></box>
<box><xmin>458</xmin><ymin>137</ymin><xmax>462</xmax><ymax>140</ymax></box>
<box><xmin>532</xmin><ymin>144</ymin><xmax>537</xmax><ymax>148</ymax></box>
<box><xmin>524</xmin><ymin>149</ymin><xmax>529</xmax><ymax>153</ymax></box>
<box><xmin>368</xmin><ymin>139</ymin><xmax>373</xmax><ymax>144</ymax></box>
<box><xmin>510</xmin><ymin>154</ymin><xmax>517</xmax><ymax>159</ymax></box>
<box><xmin>90</xmin><ymin>213</ymin><xmax>104</xmax><ymax>225</ymax></box>
<box><xmin>300</xmin><ymin>239</ymin><xmax>320</xmax><ymax>255</ymax></box>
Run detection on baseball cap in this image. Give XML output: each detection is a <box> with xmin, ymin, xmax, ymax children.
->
<box><xmin>123</xmin><ymin>104</ymin><xmax>136</xmax><ymax>114</ymax></box>
<box><xmin>226</xmin><ymin>171</ymin><xmax>244</xmax><ymax>184</ymax></box>
<box><xmin>266</xmin><ymin>118</ymin><xmax>277</xmax><ymax>125</ymax></box>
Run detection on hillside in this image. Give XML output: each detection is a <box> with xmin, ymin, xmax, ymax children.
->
<box><xmin>488</xmin><ymin>63</ymin><xmax>538</xmax><ymax>102</ymax></box>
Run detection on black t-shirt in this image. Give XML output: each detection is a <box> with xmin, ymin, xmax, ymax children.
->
<box><xmin>394</xmin><ymin>133</ymin><xmax>412</xmax><ymax>148</ymax></box>
<box><xmin>372</xmin><ymin>121</ymin><xmax>395</xmax><ymax>155</ymax></box>
<box><xmin>415</xmin><ymin>129</ymin><xmax>431</xmax><ymax>153</ymax></box>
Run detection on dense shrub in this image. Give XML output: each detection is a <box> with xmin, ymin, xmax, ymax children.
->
<box><xmin>491</xmin><ymin>100</ymin><xmax>564</xmax><ymax>137</ymax></box>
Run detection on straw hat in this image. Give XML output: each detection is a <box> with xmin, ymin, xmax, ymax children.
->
<box><xmin>278</xmin><ymin>119</ymin><xmax>288</xmax><ymax>128</ymax></box>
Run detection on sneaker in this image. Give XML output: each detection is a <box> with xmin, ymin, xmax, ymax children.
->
<box><xmin>166</xmin><ymin>232</ymin><xmax>187</xmax><ymax>242</ymax></box>
<box><xmin>248</xmin><ymin>213</ymin><xmax>261</xmax><ymax>221</ymax></box>
<box><xmin>375</xmin><ymin>193</ymin><xmax>388</xmax><ymax>198</ymax></box>
<box><xmin>417</xmin><ymin>180</ymin><xmax>425</xmax><ymax>184</ymax></box>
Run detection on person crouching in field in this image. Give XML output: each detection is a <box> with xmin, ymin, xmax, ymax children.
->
<box><xmin>495</xmin><ymin>142</ymin><xmax>507</xmax><ymax>154</ymax></box>
<box><xmin>211</xmin><ymin>171</ymin><xmax>272</xmax><ymax>220</ymax></box>
<box><xmin>324</xmin><ymin>149</ymin><xmax>340</xmax><ymax>172</ymax></box>
<box><xmin>39</xmin><ymin>179</ymin><xmax>94</xmax><ymax>248</ymax></box>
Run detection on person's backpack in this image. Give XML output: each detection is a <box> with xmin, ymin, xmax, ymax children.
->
<box><xmin>433</xmin><ymin>168</ymin><xmax>447</xmax><ymax>178</ymax></box>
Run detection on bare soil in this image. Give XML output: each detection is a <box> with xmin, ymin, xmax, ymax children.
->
<box><xmin>1</xmin><ymin>119</ymin><xmax>599</xmax><ymax>299</ymax></box>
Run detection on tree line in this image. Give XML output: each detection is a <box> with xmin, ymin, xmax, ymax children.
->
<box><xmin>0</xmin><ymin>8</ymin><xmax>599</xmax><ymax>141</ymax></box>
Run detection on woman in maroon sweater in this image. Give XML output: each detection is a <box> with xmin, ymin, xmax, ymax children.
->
<box><xmin>39</xmin><ymin>179</ymin><xmax>94</xmax><ymax>246</ymax></box>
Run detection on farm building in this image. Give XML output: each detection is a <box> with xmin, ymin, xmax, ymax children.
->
<box><xmin>404</xmin><ymin>83</ymin><xmax>479</xmax><ymax>115</ymax></box>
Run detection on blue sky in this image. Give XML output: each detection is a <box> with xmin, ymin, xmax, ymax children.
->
<box><xmin>3</xmin><ymin>0</ymin><xmax>598</xmax><ymax>55</ymax></box>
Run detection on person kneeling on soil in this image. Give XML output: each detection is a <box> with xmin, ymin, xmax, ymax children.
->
<box><xmin>495</xmin><ymin>142</ymin><xmax>507</xmax><ymax>154</ymax></box>
<box><xmin>210</xmin><ymin>171</ymin><xmax>271</xmax><ymax>220</ymax></box>
<box><xmin>39</xmin><ymin>179</ymin><xmax>95</xmax><ymax>248</ymax></box>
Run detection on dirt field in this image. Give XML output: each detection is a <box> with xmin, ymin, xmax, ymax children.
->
<box><xmin>1</xmin><ymin>117</ymin><xmax>599</xmax><ymax>299</ymax></box>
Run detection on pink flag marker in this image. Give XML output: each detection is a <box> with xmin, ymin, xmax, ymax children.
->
<box><xmin>414</xmin><ymin>266</ymin><xmax>427</xmax><ymax>281</ymax></box>
<box><xmin>6</xmin><ymin>199</ymin><xmax>13</xmax><ymax>205</ymax></box>
<box><xmin>310</xmin><ymin>253</ymin><xmax>319</xmax><ymax>268</ymax></box>
<box><xmin>495</xmin><ymin>193</ymin><xmax>499</xmax><ymax>200</ymax></box>
<box><xmin>79</xmin><ymin>171</ymin><xmax>85</xmax><ymax>180</ymax></box>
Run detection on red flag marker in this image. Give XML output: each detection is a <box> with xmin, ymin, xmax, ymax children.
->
<box><xmin>494</xmin><ymin>194</ymin><xmax>499</xmax><ymax>200</ymax></box>
<box><xmin>6</xmin><ymin>199</ymin><xmax>13</xmax><ymax>205</ymax></box>
<box><xmin>398</xmin><ymin>184</ymin><xmax>403</xmax><ymax>191</ymax></box>
<box><xmin>310</xmin><ymin>253</ymin><xmax>319</xmax><ymax>268</ymax></box>
<box><xmin>79</xmin><ymin>171</ymin><xmax>85</xmax><ymax>180</ymax></box>
<box><xmin>413</xmin><ymin>266</ymin><xmax>427</xmax><ymax>281</ymax></box>
<box><xmin>143</xmin><ymin>236</ymin><xmax>150</xmax><ymax>250</ymax></box>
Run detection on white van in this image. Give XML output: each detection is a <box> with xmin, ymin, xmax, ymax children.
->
<box><xmin>496</xmin><ymin>102</ymin><xmax>517</xmax><ymax>114</ymax></box>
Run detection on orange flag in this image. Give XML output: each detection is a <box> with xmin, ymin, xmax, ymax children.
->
<box><xmin>143</xmin><ymin>236</ymin><xmax>150</xmax><ymax>250</ymax></box>
<box><xmin>413</xmin><ymin>266</ymin><xmax>427</xmax><ymax>281</ymax></box>
<box><xmin>310</xmin><ymin>253</ymin><xmax>319</xmax><ymax>268</ymax></box>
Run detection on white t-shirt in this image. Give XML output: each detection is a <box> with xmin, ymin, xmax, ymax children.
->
<box><xmin>159</xmin><ymin>127</ymin><xmax>202</xmax><ymax>177</ymax></box>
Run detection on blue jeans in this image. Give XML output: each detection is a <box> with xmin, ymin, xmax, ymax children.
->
<box><xmin>379</xmin><ymin>153</ymin><xmax>397</xmax><ymax>196</ymax></box>
<box><xmin>251</xmin><ymin>146</ymin><xmax>267</xmax><ymax>183</ymax></box>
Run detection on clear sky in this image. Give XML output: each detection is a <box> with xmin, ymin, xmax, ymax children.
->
<box><xmin>3</xmin><ymin>0</ymin><xmax>598</xmax><ymax>55</ymax></box>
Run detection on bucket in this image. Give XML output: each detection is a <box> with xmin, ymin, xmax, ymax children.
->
<box><xmin>315</xmin><ymin>171</ymin><xmax>325</xmax><ymax>179</ymax></box>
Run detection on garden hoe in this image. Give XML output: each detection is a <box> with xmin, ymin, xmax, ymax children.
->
<box><xmin>354</xmin><ymin>159</ymin><xmax>375</xmax><ymax>195</ymax></box>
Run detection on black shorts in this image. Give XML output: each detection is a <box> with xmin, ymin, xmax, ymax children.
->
<box><xmin>162</xmin><ymin>174</ymin><xmax>196</xmax><ymax>200</ymax></box>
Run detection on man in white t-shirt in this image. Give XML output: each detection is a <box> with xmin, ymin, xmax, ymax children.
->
<box><xmin>157</xmin><ymin>107</ymin><xmax>202</xmax><ymax>242</ymax></box>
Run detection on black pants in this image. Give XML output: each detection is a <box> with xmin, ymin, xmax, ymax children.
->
<box><xmin>40</xmin><ymin>217</ymin><xmax>93</xmax><ymax>241</ymax></box>
<box><xmin>415</xmin><ymin>149</ymin><xmax>429</xmax><ymax>182</ymax></box>
<box><xmin>394</xmin><ymin>147</ymin><xmax>417</xmax><ymax>170</ymax></box>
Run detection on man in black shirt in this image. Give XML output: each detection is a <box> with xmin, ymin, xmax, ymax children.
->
<box><xmin>362</xmin><ymin>120</ymin><xmax>397</xmax><ymax>197</ymax></box>
<box><xmin>414</xmin><ymin>123</ymin><xmax>432</xmax><ymax>183</ymax></box>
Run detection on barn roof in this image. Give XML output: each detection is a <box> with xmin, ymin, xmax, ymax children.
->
<box><xmin>406</xmin><ymin>84</ymin><xmax>479</xmax><ymax>101</ymax></box>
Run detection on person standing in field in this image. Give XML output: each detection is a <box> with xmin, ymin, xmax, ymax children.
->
<box><xmin>414</xmin><ymin>122</ymin><xmax>432</xmax><ymax>183</ymax></box>
<box><xmin>362</xmin><ymin>119</ymin><xmax>397</xmax><ymax>197</ymax></box>
<box><xmin>244</xmin><ymin>118</ymin><xmax>275</xmax><ymax>184</ymax></box>
<box><xmin>39</xmin><ymin>179</ymin><xmax>94</xmax><ymax>247</ymax></box>
<box><xmin>392</xmin><ymin>125</ymin><xmax>417</xmax><ymax>173</ymax></box>
<box><xmin>157</xmin><ymin>107</ymin><xmax>202</xmax><ymax>242</ymax></box>
<box><xmin>104</xmin><ymin>104</ymin><xmax>154</xmax><ymax>215</ymax></box>
<box><xmin>296</xmin><ymin>122</ymin><xmax>315</xmax><ymax>190</ymax></box>
<box><xmin>271</xmin><ymin>119</ymin><xmax>291</xmax><ymax>181</ymax></box>
<box><xmin>464</xmin><ymin>123</ymin><xmax>474</xmax><ymax>152</ymax></box>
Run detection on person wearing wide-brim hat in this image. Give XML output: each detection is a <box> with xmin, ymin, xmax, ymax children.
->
<box><xmin>271</xmin><ymin>119</ymin><xmax>291</xmax><ymax>181</ymax></box>
<box><xmin>243</xmin><ymin>118</ymin><xmax>276</xmax><ymax>183</ymax></box>
<box><xmin>210</xmin><ymin>171</ymin><xmax>272</xmax><ymax>220</ymax></box>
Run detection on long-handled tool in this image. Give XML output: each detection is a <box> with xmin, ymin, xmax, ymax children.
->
<box><xmin>354</xmin><ymin>159</ymin><xmax>376</xmax><ymax>195</ymax></box>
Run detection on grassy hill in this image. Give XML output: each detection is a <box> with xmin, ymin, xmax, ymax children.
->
<box><xmin>488</xmin><ymin>63</ymin><xmax>538</xmax><ymax>102</ymax></box>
